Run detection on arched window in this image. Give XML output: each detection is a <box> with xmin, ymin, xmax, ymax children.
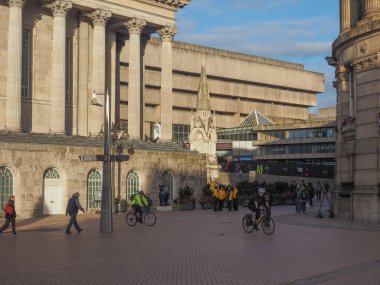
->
<box><xmin>87</xmin><ymin>169</ymin><xmax>102</xmax><ymax>210</ymax></box>
<box><xmin>162</xmin><ymin>171</ymin><xmax>174</xmax><ymax>200</ymax></box>
<box><xmin>0</xmin><ymin>167</ymin><xmax>14</xmax><ymax>211</ymax></box>
<box><xmin>126</xmin><ymin>171</ymin><xmax>139</xmax><ymax>199</ymax></box>
<box><xmin>44</xmin><ymin>168</ymin><xmax>61</xmax><ymax>179</ymax></box>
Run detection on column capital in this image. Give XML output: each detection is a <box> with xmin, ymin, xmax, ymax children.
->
<box><xmin>157</xmin><ymin>25</ymin><xmax>178</xmax><ymax>42</ymax></box>
<box><xmin>8</xmin><ymin>0</ymin><xmax>26</xmax><ymax>8</ymax></box>
<box><xmin>87</xmin><ymin>9</ymin><xmax>112</xmax><ymax>27</ymax></box>
<box><xmin>125</xmin><ymin>18</ymin><xmax>146</xmax><ymax>35</ymax></box>
<box><xmin>46</xmin><ymin>1</ymin><xmax>72</xmax><ymax>17</ymax></box>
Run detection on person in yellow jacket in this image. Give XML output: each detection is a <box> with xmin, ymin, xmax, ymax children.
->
<box><xmin>232</xmin><ymin>186</ymin><xmax>239</xmax><ymax>211</ymax></box>
<box><xmin>131</xmin><ymin>191</ymin><xmax>149</xmax><ymax>222</ymax></box>
<box><xmin>218</xmin><ymin>185</ymin><xmax>226</xmax><ymax>211</ymax></box>
<box><xmin>226</xmin><ymin>185</ymin><xmax>233</xmax><ymax>211</ymax></box>
<box><xmin>211</xmin><ymin>184</ymin><xmax>219</xmax><ymax>212</ymax></box>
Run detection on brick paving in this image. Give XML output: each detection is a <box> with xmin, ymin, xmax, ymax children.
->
<box><xmin>0</xmin><ymin>204</ymin><xmax>380</xmax><ymax>285</ymax></box>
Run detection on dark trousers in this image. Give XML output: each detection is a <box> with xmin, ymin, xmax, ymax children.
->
<box><xmin>227</xmin><ymin>200</ymin><xmax>232</xmax><ymax>211</ymax></box>
<box><xmin>218</xmin><ymin>199</ymin><xmax>225</xmax><ymax>211</ymax></box>
<box><xmin>66</xmin><ymin>213</ymin><xmax>81</xmax><ymax>233</ymax></box>
<box><xmin>0</xmin><ymin>218</ymin><xmax>16</xmax><ymax>234</ymax></box>
<box><xmin>133</xmin><ymin>205</ymin><xmax>143</xmax><ymax>221</ymax></box>
<box><xmin>233</xmin><ymin>198</ymin><xmax>239</xmax><ymax>211</ymax></box>
<box><xmin>213</xmin><ymin>198</ymin><xmax>218</xmax><ymax>211</ymax></box>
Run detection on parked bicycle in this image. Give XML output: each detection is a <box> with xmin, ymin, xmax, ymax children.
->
<box><xmin>126</xmin><ymin>207</ymin><xmax>156</xmax><ymax>226</ymax></box>
<box><xmin>242</xmin><ymin>208</ymin><xmax>275</xmax><ymax>235</ymax></box>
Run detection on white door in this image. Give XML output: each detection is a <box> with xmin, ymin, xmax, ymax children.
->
<box><xmin>43</xmin><ymin>185</ymin><xmax>65</xmax><ymax>215</ymax></box>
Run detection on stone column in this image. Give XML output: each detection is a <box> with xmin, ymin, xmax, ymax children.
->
<box><xmin>126</xmin><ymin>18</ymin><xmax>146</xmax><ymax>140</ymax></box>
<box><xmin>141</xmin><ymin>33</ymin><xmax>151</xmax><ymax>140</ymax></box>
<box><xmin>158</xmin><ymin>25</ymin><xmax>177</xmax><ymax>142</ymax></box>
<box><xmin>351</xmin><ymin>0</ymin><xmax>361</xmax><ymax>27</ymax></box>
<box><xmin>336</xmin><ymin>66</ymin><xmax>352</xmax><ymax>185</ymax></box>
<box><xmin>5</xmin><ymin>0</ymin><xmax>26</xmax><ymax>131</ymax></box>
<box><xmin>115</xmin><ymin>38</ymin><xmax>126</xmax><ymax>125</ymax></box>
<box><xmin>362</xmin><ymin>0</ymin><xmax>380</xmax><ymax>18</ymax></box>
<box><xmin>340</xmin><ymin>0</ymin><xmax>351</xmax><ymax>33</ymax></box>
<box><xmin>47</xmin><ymin>1</ymin><xmax>72</xmax><ymax>134</ymax></box>
<box><xmin>87</xmin><ymin>9</ymin><xmax>111</xmax><ymax>136</ymax></box>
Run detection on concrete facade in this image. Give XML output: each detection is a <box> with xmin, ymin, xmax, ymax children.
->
<box><xmin>328</xmin><ymin>0</ymin><xmax>380</xmax><ymax>223</ymax></box>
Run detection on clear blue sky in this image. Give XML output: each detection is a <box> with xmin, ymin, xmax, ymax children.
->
<box><xmin>175</xmin><ymin>0</ymin><xmax>339</xmax><ymax>113</ymax></box>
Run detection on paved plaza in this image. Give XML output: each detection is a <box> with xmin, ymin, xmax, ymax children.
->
<box><xmin>1</xmin><ymin>204</ymin><xmax>380</xmax><ymax>285</ymax></box>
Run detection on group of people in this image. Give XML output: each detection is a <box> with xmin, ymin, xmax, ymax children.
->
<box><xmin>210</xmin><ymin>180</ymin><xmax>239</xmax><ymax>211</ymax></box>
<box><xmin>291</xmin><ymin>180</ymin><xmax>330</xmax><ymax>214</ymax></box>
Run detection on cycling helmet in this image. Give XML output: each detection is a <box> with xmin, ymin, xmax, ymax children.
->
<box><xmin>258</xmin><ymin>187</ymin><xmax>266</xmax><ymax>193</ymax></box>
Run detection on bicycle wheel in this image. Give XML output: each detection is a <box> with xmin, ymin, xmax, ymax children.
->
<box><xmin>143</xmin><ymin>212</ymin><xmax>156</xmax><ymax>226</ymax></box>
<box><xmin>126</xmin><ymin>213</ymin><xmax>138</xmax><ymax>226</ymax></box>
<box><xmin>242</xmin><ymin>214</ymin><xmax>254</xmax><ymax>233</ymax></box>
<box><xmin>261</xmin><ymin>217</ymin><xmax>275</xmax><ymax>235</ymax></box>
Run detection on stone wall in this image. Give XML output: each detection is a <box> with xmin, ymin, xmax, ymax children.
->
<box><xmin>0</xmin><ymin>141</ymin><xmax>207</xmax><ymax>218</ymax></box>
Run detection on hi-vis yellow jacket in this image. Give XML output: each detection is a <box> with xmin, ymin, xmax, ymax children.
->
<box><xmin>232</xmin><ymin>187</ymin><xmax>238</xmax><ymax>199</ymax></box>
<box><xmin>212</xmin><ymin>188</ymin><xmax>219</xmax><ymax>199</ymax></box>
<box><xmin>218</xmin><ymin>189</ymin><xmax>226</xmax><ymax>200</ymax></box>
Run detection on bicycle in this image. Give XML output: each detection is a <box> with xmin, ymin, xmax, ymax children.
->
<box><xmin>126</xmin><ymin>207</ymin><xmax>156</xmax><ymax>226</ymax></box>
<box><xmin>242</xmin><ymin>208</ymin><xmax>275</xmax><ymax>235</ymax></box>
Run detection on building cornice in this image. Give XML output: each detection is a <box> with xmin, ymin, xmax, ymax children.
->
<box><xmin>137</xmin><ymin>0</ymin><xmax>190</xmax><ymax>11</ymax></box>
<box><xmin>333</xmin><ymin>18</ymin><xmax>380</xmax><ymax>51</ymax></box>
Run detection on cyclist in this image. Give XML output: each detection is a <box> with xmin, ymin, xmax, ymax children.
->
<box><xmin>249</xmin><ymin>187</ymin><xmax>270</xmax><ymax>227</ymax></box>
<box><xmin>131</xmin><ymin>190</ymin><xmax>149</xmax><ymax>222</ymax></box>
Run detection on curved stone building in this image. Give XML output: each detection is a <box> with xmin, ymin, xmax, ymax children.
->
<box><xmin>328</xmin><ymin>0</ymin><xmax>380</xmax><ymax>223</ymax></box>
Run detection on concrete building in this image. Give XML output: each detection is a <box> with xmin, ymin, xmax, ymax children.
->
<box><xmin>216</xmin><ymin>108</ymin><xmax>336</xmax><ymax>179</ymax></box>
<box><xmin>328</xmin><ymin>0</ymin><xmax>380</xmax><ymax>223</ymax></box>
<box><xmin>0</xmin><ymin>0</ymin><xmax>324</xmax><ymax>217</ymax></box>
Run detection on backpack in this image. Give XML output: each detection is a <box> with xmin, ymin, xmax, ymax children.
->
<box><xmin>300</xmin><ymin>190</ymin><xmax>307</xmax><ymax>200</ymax></box>
<box><xmin>247</xmin><ymin>197</ymin><xmax>255</xmax><ymax>210</ymax></box>
<box><xmin>4</xmin><ymin>203</ymin><xmax>13</xmax><ymax>215</ymax></box>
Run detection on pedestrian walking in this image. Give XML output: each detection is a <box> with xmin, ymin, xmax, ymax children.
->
<box><xmin>298</xmin><ymin>186</ymin><xmax>308</xmax><ymax>214</ymax></box>
<box><xmin>315</xmin><ymin>181</ymin><xmax>322</xmax><ymax>202</ymax></box>
<box><xmin>0</xmin><ymin>195</ymin><xmax>16</xmax><ymax>235</ymax></box>
<box><xmin>65</xmin><ymin>192</ymin><xmax>85</xmax><ymax>234</ymax></box>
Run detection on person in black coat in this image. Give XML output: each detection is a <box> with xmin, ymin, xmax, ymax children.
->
<box><xmin>65</xmin><ymin>192</ymin><xmax>85</xmax><ymax>234</ymax></box>
<box><xmin>0</xmin><ymin>195</ymin><xmax>16</xmax><ymax>235</ymax></box>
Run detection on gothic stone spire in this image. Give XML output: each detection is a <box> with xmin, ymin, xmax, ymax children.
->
<box><xmin>196</xmin><ymin>64</ymin><xmax>211</xmax><ymax>111</ymax></box>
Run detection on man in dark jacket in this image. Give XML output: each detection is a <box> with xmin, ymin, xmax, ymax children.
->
<box><xmin>65</xmin><ymin>192</ymin><xmax>85</xmax><ymax>234</ymax></box>
<box><xmin>0</xmin><ymin>195</ymin><xmax>16</xmax><ymax>235</ymax></box>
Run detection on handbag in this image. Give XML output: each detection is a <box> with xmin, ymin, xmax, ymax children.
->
<box><xmin>4</xmin><ymin>203</ymin><xmax>13</xmax><ymax>215</ymax></box>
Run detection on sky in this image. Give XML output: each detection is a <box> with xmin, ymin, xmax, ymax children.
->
<box><xmin>174</xmin><ymin>0</ymin><xmax>339</xmax><ymax>113</ymax></box>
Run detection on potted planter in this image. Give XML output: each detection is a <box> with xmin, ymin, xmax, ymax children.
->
<box><xmin>177</xmin><ymin>186</ymin><xmax>196</xmax><ymax>211</ymax></box>
<box><xmin>120</xmin><ymin>199</ymin><xmax>128</xmax><ymax>212</ymax></box>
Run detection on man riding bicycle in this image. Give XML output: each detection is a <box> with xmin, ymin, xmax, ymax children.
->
<box><xmin>131</xmin><ymin>190</ymin><xmax>149</xmax><ymax>222</ymax></box>
<box><xmin>248</xmin><ymin>187</ymin><xmax>271</xmax><ymax>226</ymax></box>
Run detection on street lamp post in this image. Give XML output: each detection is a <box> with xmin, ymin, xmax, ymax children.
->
<box><xmin>93</xmin><ymin>90</ymin><xmax>113</xmax><ymax>233</ymax></box>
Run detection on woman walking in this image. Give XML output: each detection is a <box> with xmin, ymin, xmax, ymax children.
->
<box><xmin>0</xmin><ymin>195</ymin><xmax>16</xmax><ymax>235</ymax></box>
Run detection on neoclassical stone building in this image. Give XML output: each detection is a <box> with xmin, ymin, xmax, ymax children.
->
<box><xmin>0</xmin><ymin>0</ymin><xmax>324</xmax><ymax>217</ymax></box>
<box><xmin>328</xmin><ymin>0</ymin><xmax>380</xmax><ymax>223</ymax></box>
